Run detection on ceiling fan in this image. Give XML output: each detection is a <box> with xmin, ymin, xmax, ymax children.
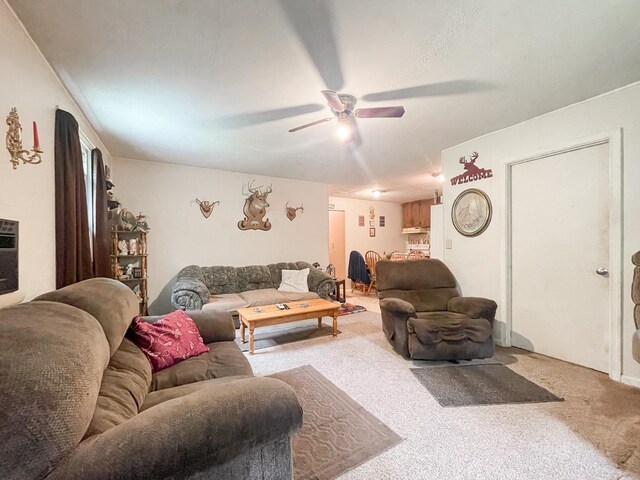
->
<box><xmin>288</xmin><ymin>90</ymin><xmax>405</xmax><ymax>143</ymax></box>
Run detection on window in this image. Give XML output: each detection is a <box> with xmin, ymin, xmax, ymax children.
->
<box><xmin>80</xmin><ymin>136</ymin><xmax>94</xmax><ymax>252</ymax></box>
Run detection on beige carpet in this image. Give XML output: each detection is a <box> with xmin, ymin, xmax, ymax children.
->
<box><xmin>246</xmin><ymin>312</ymin><xmax>640</xmax><ymax>479</ymax></box>
<box><xmin>270</xmin><ymin>365</ymin><xmax>402</xmax><ymax>480</ymax></box>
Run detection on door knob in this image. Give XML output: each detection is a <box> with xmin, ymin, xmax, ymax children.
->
<box><xmin>595</xmin><ymin>267</ymin><xmax>609</xmax><ymax>276</ymax></box>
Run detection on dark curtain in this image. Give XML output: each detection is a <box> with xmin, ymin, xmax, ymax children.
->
<box><xmin>92</xmin><ymin>148</ymin><xmax>110</xmax><ymax>277</ymax></box>
<box><xmin>55</xmin><ymin>109</ymin><xmax>92</xmax><ymax>288</ymax></box>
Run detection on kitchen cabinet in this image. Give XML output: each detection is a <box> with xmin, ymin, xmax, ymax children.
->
<box><xmin>402</xmin><ymin>199</ymin><xmax>435</xmax><ymax>228</ymax></box>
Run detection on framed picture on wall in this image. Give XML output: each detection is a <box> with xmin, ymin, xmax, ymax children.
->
<box><xmin>369</xmin><ymin>227</ymin><xmax>376</xmax><ymax>237</ymax></box>
<box><xmin>379</xmin><ymin>216</ymin><xmax>386</xmax><ymax>227</ymax></box>
<box><xmin>451</xmin><ymin>188</ymin><xmax>492</xmax><ymax>237</ymax></box>
<box><xmin>369</xmin><ymin>220</ymin><xmax>375</xmax><ymax>227</ymax></box>
<box><xmin>358</xmin><ymin>215</ymin><xmax>365</xmax><ymax>227</ymax></box>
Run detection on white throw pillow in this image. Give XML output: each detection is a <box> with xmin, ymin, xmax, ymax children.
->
<box><xmin>278</xmin><ymin>268</ymin><xmax>310</xmax><ymax>293</ymax></box>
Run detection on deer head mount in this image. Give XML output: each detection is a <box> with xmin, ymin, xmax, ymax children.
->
<box><xmin>192</xmin><ymin>197</ymin><xmax>220</xmax><ymax>219</ymax></box>
<box><xmin>285</xmin><ymin>202</ymin><xmax>304</xmax><ymax>221</ymax></box>
<box><xmin>238</xmin><ymin>180</ymin><xmax>272</xmax><ymax>231</ymax></box>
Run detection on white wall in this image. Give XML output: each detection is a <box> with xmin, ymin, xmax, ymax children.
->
<box><xmin>440</xmin><ymin>81</ymin><xmax>640</xmax><ymax>385</ymax></box>
<box><xmin>329</xmin><ymin>196</ymin><xmax>405</xmax><ymax>270</ymax></box>
<box><xmin>112</xmin><ymin>157</ymin><xmax>329</xmax><ymax>314</ymax></box>
<box><xmin>0</xmin><ymin>1</ymin><xmax>111</xmax><ymax>304</ymax></box>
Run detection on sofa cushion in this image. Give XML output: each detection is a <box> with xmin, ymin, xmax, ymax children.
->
<box><xmin>129</xmin><ymin>311</ymin><xmax>209</xmax><ymax>373</ymax></box>
<box><xmin>239</xmin><ymin>288</ymin><xmax>288</xmax><ymax>307</ymax></box>
<box><xmin>83</xmin><ymin>338</ymin><xmax>152</xmax><ymax>439</ymax></box>
<box><xmin>151</xmin><ymin>340</ymin><xmax>253</xmax><ymax>391</ymax></box>
<box><xmin>278</xmin><ymin>268</ymin><xmax>310</xmax><ymax>293</ymax></box>
<box><xmin>408</xmin><ymin>313</ymin><xmax>492</xmax><ymax>344</ymax></box>
<box><xmin>379</xmin><ymin>288</ymin><xmax>459</xmax><ymax>312</ymax></box>
<box><xmin>0</xmin><ymin>301</ymin><xmax>110</xmax><ymax>480</ymax></box>
<box><xmin>280</xmin><ymin>291</ymin><xmax>321</xmax><ymax>303</ymax></box>
<box><xmin>203</xmin><ymin>293</ymin><xmax>249</xmax><ymax>314</ymax></box>
<box><xmin>140</xmin><ymin>375</ymin><xmax>252</xmax><ymax>412</ymax></box>
<box><xmin>33</xmin><ymin>277</ymin><xmax>139</xmax><ymax>356</ymax></box>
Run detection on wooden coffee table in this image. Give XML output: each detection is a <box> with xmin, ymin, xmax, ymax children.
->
<box><xmin>238</xmin><ymin>298</ymin><xmax>340</xmax><ymax>355</ymax></box>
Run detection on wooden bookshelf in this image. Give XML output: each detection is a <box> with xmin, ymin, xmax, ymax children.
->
<box><xmin>110</xmin><ymin>229</ymin><xmax>148</xmax><ymax>315</ymax></box>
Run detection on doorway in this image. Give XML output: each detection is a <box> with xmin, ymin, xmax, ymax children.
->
<box><xmin>329</xmin><ymin>210</ymin><xmax>346</xmax><ymax>280</ymax></box>
<box><xmin>506</xmin><ymin>131</ymin><xmax>622</xmax><ymax>379</ymax></box>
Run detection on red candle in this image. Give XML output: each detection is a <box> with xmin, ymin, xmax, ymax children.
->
<box><xmin>33</xmin><ymin>121</ymin><xmax>40</xmax><ymax>150</ymax></box>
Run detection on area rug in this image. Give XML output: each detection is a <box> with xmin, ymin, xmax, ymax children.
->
<box><xmin>411</xmin><ymin>364</ymin><xmax>564</xmax><ymax>407</ymax></box>
<box><xmin>336</xmin><ymin>303</ymin><xmax>367</xmax><ymax>316</ymax></box>
<box><xmin>270</xmin><ymin>365</ymin><xmax>402</xmax><ymax>480</ymax></box>
<box><xmin>237</xmin><ymin>324</ymin><xmax>340</xmax><ymax>352</ymax></box>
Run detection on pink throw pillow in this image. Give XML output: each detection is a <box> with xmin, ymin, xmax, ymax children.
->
<box><xmin>129</xmin><ymin>310</ymin><xmax>209</xmax><ymax>373</ymax></box>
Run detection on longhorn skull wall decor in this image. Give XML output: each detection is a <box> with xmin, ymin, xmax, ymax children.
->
<box><xmin>192</xmin><ymin>197</ymin><xmax>220</xmax><ymax>219</ymax></box>
<box><xmin>237</xmin><ymin>180</ymin><xmax>272</xmax><ymax>231</ymax></box>
<box><xmin>285</xmin><ymin>202</ymin><xmax>304</xmax><ymax>221</ymax></box>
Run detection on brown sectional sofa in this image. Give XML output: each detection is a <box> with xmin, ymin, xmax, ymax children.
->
<box><xmin>633</xmin><ymin>251</ymin><xmax>640</xmax><ymax>363</ymax></box>
<box><xmin>0</xmin><ymin>278</ymin><xmax>302</xmax><ymax>480</ymax></box>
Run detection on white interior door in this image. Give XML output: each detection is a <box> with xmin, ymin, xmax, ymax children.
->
<box><xmin>510</xmin><ymin>143</ymin><xmax>610</xmax><ymax>372</ymax></box>
<box><xmin>328</xmin><ymin>210</ymin><xmax>346</xmax><ymax>280</ymax></box>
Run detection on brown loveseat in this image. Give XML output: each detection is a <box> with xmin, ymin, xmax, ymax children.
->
<box><xmin>0</xmin><ymin>278</ymin><xmax>302</xmax><ymax>480</ymax></box>
<box><xmin>377</xmin><ymin>259</ymin><xmax>497</xmax><ymax>360</ymax></box>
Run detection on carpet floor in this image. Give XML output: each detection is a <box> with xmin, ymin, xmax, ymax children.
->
<box><xmin>246</xmin><ymin>311</ymin><xmax>640</xmax><ymax>479</ymax></box>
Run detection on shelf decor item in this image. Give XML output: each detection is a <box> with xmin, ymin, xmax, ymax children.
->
<box><xmin>6</xmin><ymin>107</ymin><xmax>42</xmax><ymax>169</ymax></box>
<box><xmin>451</xmin><ymin>188</ymin><xmax>492</xmax><ymax>237</ymax></box>
<box><xmin>119</xmin><ymin>209</ymin><xmax>137</xmax><ymax>231</ymax></box>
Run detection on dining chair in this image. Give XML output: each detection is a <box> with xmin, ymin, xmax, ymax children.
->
<box><xmin>364</xmin><ymin>250</ymin><xmax>382</xmax><ymax>295</ymax></box>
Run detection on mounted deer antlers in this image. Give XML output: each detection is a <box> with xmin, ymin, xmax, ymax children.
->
<box><xmin>285</xmin><ymin>202</ymin><xmax>304</xmax><ymax>221</ymax></box>
<box><xmin>459</xmin><ymin>151</ymin><xmax>478</xmax><ymax>165</ymax></box>
<box><xmin>192</xmin><ymin>197</ymin><xmax>220</xmax><ymax>219</ymax></box>
<box><xmin>238</xmin><ymin>180</ymin><xmax>272</xmax><ymax>231</ymax></box>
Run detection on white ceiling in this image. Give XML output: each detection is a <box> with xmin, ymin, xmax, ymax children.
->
<box><xmin>8</xmin><ymin>0</ymin><xmax>640</xmax><ymax>203</ymax></box>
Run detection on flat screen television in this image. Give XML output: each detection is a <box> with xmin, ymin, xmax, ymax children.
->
<box><xmin>0</xmin><ymin>219</ymin><xmax>18</xmax><ymax>295</ymax></box>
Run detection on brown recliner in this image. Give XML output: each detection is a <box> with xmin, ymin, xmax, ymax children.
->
<box><xmin>376</xmin><ymin>259</ymin><xmax>498</xmax><ymax>360</ymax></box>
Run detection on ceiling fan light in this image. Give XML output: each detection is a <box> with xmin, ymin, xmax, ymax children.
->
<box><xmin>336</xmin><ymin>124</ymin><xmax>351</xmax><ymax>141</ymax></box>
<box><xmin>372</xmin><ymin>190</ymin><xmax>382</xmax><ymax>198</ymax></box>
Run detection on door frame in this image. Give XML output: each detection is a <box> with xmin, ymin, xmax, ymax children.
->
<box><xmin>501</xmin><ymin>129</ymin><xmax>622</xmax><ymax>381</ymax></box>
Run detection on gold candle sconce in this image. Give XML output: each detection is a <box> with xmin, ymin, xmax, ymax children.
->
<box><xmin>6</xmin><ymin>107</ymin><xmax>42</xmax><ymax>169</ymax></box>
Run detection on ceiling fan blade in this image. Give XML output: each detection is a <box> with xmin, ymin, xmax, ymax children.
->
<box><xmin>362</xmin><ymin>80</ymin><xmax>493</xmax><ymax>102</ymax></box>
<box><xmin>209</xmin><ymin>104</ymin><xmax>324</xmax><ymax>129</ymax></box>
<box><xmin>355</xmin><ymin>106</ymin><xmax>405</xmax><ymax>118</ymax></box>
<box><xmin>278</xmin><ymin>0</ymin><xmax>344</xmax><ymax>90</ymax></box>
<box><xmin>321</xmin><ymin>90</ymin><xmax>345</xmax><ymax>112</ymax></box>
<box><xmin>288</xmin><ymin>117</ymin><xmax>334</xmax><ymax>133</ymax></box>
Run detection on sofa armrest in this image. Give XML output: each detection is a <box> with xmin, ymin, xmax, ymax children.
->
<box><xmin>447</xmin><ymin>297</ymin><xmax>497</xmax><ymax>321</ymax></box>
<box><xmin>306</xmin><ymin>267</ymin><xmax>336</xmax><ymax>300</ymax></box>
<box><xmin>380</xmin><ymin>297</ymin><xmax>416</xmax><ymax>317</ymax></box>
<box><xmin>171</xmin><ymin>267</ymin><xmax>210</xmax><ymax>310</ymax></box>
<box><xmin>139</xmin><ymin>309</ymin><xmax>235</xmax><ymax>343</ymax></box>
<box><xmin>47</xmin><ymin>377</ymin><xmax>303</xmax><ymax>480</ymax></box>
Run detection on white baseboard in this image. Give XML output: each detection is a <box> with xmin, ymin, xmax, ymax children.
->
<box><xmin>620</xmin><ymin>375</ymin><xmax>640</xmax><ymax>389</ymax></box>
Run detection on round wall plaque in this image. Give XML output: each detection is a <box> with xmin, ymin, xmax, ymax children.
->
<box><xmin>451</xmin><ymin>188</ymin><xmax>492</xmax><ymax>237</ymax></box>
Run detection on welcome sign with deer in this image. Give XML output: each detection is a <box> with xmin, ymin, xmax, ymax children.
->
<box><xmin>450</xmin><ymin>151</ymin><xmax>493</xmax><ymax>186</ymax></box>
<box><xmin>238</xmin><ymin>180</ymin><xmax>272</xmax><ymax>231</ymax></box>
